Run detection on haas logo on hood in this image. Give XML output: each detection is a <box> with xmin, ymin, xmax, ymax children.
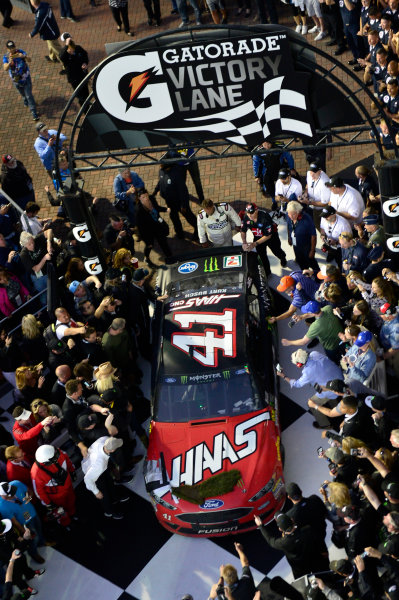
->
<box><xmin>72</xmin><ymin>223</ymin><xmax>91</xmax><ymax>243</ymax></box>
<box><xmin>94</xmin><ymin>51</ymin><xmax>173</xmax><ymax>124</ymax></box>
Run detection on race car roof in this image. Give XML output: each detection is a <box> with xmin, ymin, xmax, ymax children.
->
<box><xmin>160</xmin><ymin>249</ymin><xmax>249</xmax><ymax>375</ymax></box>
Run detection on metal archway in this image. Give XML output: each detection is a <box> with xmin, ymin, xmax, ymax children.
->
<box><xmin>56</xmin><ymin>23</ymin><xmax>397</xmax><ymax>189</ymax></box>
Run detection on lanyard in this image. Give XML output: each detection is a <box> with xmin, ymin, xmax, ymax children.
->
<box><xmin>327</xmin><ymin>219</ymin><xmax>338</xmax><ymax>237</ymax></box>
<box><xmin>336</xmin><ymin>188</ymin><xmax>348</xmax><ymax>213</ymax></box>
<box><xmin>283</xmin><ymin>181</ymin><xmax>293</xmax><ymax>197</ymax></box>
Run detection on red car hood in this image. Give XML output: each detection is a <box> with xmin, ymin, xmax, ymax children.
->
<box><xmin>147</xmin><ymin>408</ymin><xmax>281</xmax><ymax>507</ymax></box>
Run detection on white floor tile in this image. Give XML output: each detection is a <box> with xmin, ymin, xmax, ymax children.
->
<box><xmin>126</xmin><ymin>534</ymin><xmax>267</xmax><ymax>600</ymax></box>
<box><xmin>30</xmin><ymin>547</ymin><xmax>123</xmax><ymax>600</ymax></box>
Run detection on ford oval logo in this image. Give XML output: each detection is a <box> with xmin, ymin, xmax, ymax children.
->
<box><xmin>164</xmin><ymin>377</ymin><xmax>176</xmax><ymax>383</ymax></box>
<box><xmin>178</xmin><ymin>261</ymin><xmax>198</xmax><ymax>274</ymax></box>
<box><xmin>200</xmin><ymin>499</ymin><xmax>224</xmax><ymax>510</ymax></box>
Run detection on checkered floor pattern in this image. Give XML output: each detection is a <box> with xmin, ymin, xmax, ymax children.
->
<box><xmin>0</xmin><ymin>224</ymin><xmax>350</xmax><ymax>600</ymax></box>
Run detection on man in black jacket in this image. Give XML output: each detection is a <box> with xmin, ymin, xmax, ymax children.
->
<box><xmin>285</xmin><ymin>482</ymin><xmax>329</xmax><ymax>552</ymax></box>
<box><xmin>0</xmin><ymin>519</ymin><xmax>43</xmax><ymax>594</ymax></box>
<box><xmin>241</xmin><ymin>203</ymin><xmax>286</xmax><ymax>277</ymax></box>
<box><xmin>59</xmin><ymin>34</ymin><xmax>89</xmax><ymax>106</ymax></box>
<box><xmin>320</xmin><ymin>396</ymin><xmax>376</xmax><ymax>446</ymax></box>
<box><xmin>128</xmin><ymin>268</ymin><xmax>151</xmax><ymax>361</ymax></box>
<box><xmin>154</xmin><ymin>163</ymin><xmax>198</xmax><ymax>240</ymax></box>
<box><xmin>254</xmin><ymin>513</ymin><xmax>329</xmax><ymax>579</ymax></box>
<box><xmin>0</xmin><ymin>155</ymin><xmax>35</xmax><ymax>210</ymax></box>
<box><xmin>29</xmin><ymin>0</ymin><xmax>62</xmax><ymax>64</ymax></box>
<box><xmin>340</xmin><ymin>505</ymin><xmax>377</xmax><ymax>559</ymax></box>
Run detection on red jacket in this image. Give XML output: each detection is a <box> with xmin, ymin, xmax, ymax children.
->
<box><xmin>31</xmin><ymin>449</ymin><xmax>74</xmax><ymax>506</ymax></box>
<box><xmin>12</xmin><ymin>415</ymin><xmax>44</xmax><ymax>462</ymax></box>
<box><xmin>6</xmin><ymin>459</ymin><xmax>32</xmax><ymax>489</ymax></box>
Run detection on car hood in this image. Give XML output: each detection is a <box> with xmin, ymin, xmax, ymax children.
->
<box><xmin>145</xmin><ymin>408</ymin><xmax>281</xmax><ymax>507</ymax></box>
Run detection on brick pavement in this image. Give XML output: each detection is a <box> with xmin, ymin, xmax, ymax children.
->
<box><xmin>0</xmin><ymin>0</ymin><xmax>375</xmax><ymax>256</ymax></box>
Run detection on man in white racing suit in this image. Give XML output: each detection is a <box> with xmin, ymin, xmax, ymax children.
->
<box><xmin>197</xmin><ymin>198</ymin><xmax>241</xmax><ymax>247</ymax></box>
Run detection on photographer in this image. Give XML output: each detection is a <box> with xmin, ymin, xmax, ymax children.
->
<box><xmin>33</xmin><ymin>122</ymin><xmax>66</xmax><ymax>179</ymax></box>
<box><xmin>0</xmin><ymin>528</ymin><xmax>43</xmax><ymax>597</ymax></box>
<box><xmin>208</xmin><ymin>542</ymin><xmax>255</xmax><ymax>600</ymax></box>
<box><xmin>319</xmin><ymin>207</ymin><xmax>351</xmax><ymax>270</ymax></box>
<box><xmin>2</xmin><ymin>40</ymin><xmax>38</xmax><ymax>122</ymax></box>
<box><xmin>19</xmin><ymin>230</ymin><xmax>56</xmax><ymax>302</ymax></box>
<box><xmin>277</xmin><ymin>350</ymin><xmax>343</xmax><ymax>427</ymax></box>
<box><xmin>322</xmin><ymin>447</ymin><xmax>359</xmax><ymax>487</ymax></box>
<box><xmin>300</xmin><ymin>161</ymin><xmax>331</xmax><ymax>231</ymax></box>
<box><xmin>103</xmin><ymin>214</ymin><xmax>135</xmax><ymax>254</ymax></box>
<box><xmin>313</xmin><ymin>396</ymin><xmax>376</xmax><ymax>444</ymax></box>
<box><xmin>252</xmin><ymin>139</ymin><xmax>295</xmax><ymax>210</ymax></box>
<box><xmin>268</xmin><ymin>271</ymin><xmax>319</xmax><ymax>325</ymax></box>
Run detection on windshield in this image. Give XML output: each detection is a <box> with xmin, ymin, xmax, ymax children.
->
<box><xmin>169</xmin><ymin>271</ymin><xmax>244</xmax><ymax>298</ymax></box>
<box><xmin>154</xmin><ymin>369</ymin><xmax>267</xmax><ymax>423</ymax></box>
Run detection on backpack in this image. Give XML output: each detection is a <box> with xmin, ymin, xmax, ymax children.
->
<box><xmin>35</xmin><ymin>459</ymin><xmax>68</xmax><ymax>486</ymax></box>
<box><xmin>43</xmin><ymin>322</ymin><xmax>68</xmax><ymax>353</ymax></box>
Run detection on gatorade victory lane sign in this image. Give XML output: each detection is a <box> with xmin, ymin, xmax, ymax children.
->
<box><xmin>93</xmin><ymin>32</ymin><xmax>315</xmax><ymax>147</ymax></box>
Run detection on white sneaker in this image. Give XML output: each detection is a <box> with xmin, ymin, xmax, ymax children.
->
<box><xmin>295</xmin><ymin>24</ymin><xmax>302</xmax><ymax>32</ymax></box>
<box><xmin>314</xmin><ymin>31</ymin><xmax>327</xmax><ymax>41</ymax></box>
<box><xmin>301</xmin><ymin>24</ymin><xmax>308</xmax><ymax>34</ymax></box>
<box><xmin>308</xmin><ymin>25</ymin><xmax>319</xmax><ymax>33</ymax></box>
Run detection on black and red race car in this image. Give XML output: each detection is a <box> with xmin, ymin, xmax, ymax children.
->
<box><xmin>144</xmin><ymin>247</ymin><xmax>285</xmax><ymax>537</ymax></box>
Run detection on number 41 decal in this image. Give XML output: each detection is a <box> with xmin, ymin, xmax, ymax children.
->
<box><xmin>171</xmin><ymin>309</ymin><xmax>237</xmax><ymax>367</ymax></box>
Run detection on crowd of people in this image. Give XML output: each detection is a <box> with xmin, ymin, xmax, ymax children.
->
<box><xmin>1</xmin><ymin>0</ymin><xmax>399</xmax><ymax>599</ymax></box>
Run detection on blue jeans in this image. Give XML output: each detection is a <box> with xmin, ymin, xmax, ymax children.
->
<box><xmin>60</xmin><ymin>0</ymin><xmax>74</xmax><ymax>17</ymax></box>
<box><xmin>15</xmin><ymin>76</ymin><xmax>38</xmax><ymax>118</ymax></box>
<box><xmin>177</xmin><ymin>0</ymin><xmax>201</xmax><ymax>23</ymax></box>
<box><xmin>343</xmin><ymin>22</ymin><xmax>360</xmax><ymax>59</ymax></box>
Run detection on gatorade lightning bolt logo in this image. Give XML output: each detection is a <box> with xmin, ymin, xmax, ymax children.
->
<box><xmin>84</xmin><ymin>257</ymin><xmax>102</xmax><ymax>275</ymax></box>
<box><xmin>72</xmin><ymin>223</ymin><xmax>91</xmax><ymax>243</ymax></box>
<box><xmin>383</xmin><ymin>197</ymin><xmax>399</xmax><ymax>218</ymax></box>
<box><xmin>387</xmin><ymin>237</ymin><xmax>399</xmax><ymax>252</ymax></box>
<box><xmin>126</xmin><ymin>68</ymin><xmax>156</xmax><ymax>110</ymax></box>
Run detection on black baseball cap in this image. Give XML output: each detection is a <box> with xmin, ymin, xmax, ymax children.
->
<box><xmin>325</xmin><ymin>176</ymin><xmax>344</xmax><ymax>188</ymax></box>
<box><xmin>275</xmin><ymin>513</ymin><xmax>294</xmax><ymax>532</ymax></box>
<box><xmin>308</xmin><ymin>162</ymin><xmax>321</xmax><ymax>173</ymax></box>
<box><xmin>35</xmin><ymin>122</ymin><xmax>47</xmax><ymax>132</ymax></box>
<box><xmin>321</xmin><ymin>206</ymin><xmax>336</xmax><ymax>218</ymax></box>
<box><xmin>386</xmin><ymin>482</ymin><xmax>399</xmax><ymax>500</ymax></box>
<box><xmin>365</xmin><ymin>395</ymin><xmax>387</xmax><ymax>411</ymax></box>
<box><xmin>339</xmin><ymin>505</ymin><xmax>360</xmax><ymax>521</ymax></box>
<box><xmin>5</xmin><ymin>40</ymin><xmax>15</xmax><ymax>48</ymax></box>
<box><xmin>325</xmin><ymin>379</ymin><xmax>347</xmax><ymax>393</ymax></box>
<box><xmin>278</xmin><ymin>168</ymin><xmax>290</xmax><ymax>179</ymax></box>
<box><xmin>245</xmin><ymin>203</ymin><xmax>257</xmax><ymax>214</ymax></box>
<box><xmin>77</xmin><ymin>413</ymin><xmax>98</xmax><ymax>429</ymax></box>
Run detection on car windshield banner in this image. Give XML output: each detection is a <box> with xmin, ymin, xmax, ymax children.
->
<box><xmin>92</xmin><ymin>32</ymin><xmax>315</xmax><ymax>149</ymax></box>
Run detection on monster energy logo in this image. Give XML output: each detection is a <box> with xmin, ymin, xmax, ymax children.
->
<box><xmin>181</xmin><ymin>375</ymin><xmax>188</xmax><ymax>384</ymax></box>
<box><xmin>222</xmin><ymin>370</ymin><xmax>230</xmax><ymax>379</ymax></box>
<box><xmin>204</xmin><ymin>257</ymin><xmax>219</xmax><ymax>272</ymax></box>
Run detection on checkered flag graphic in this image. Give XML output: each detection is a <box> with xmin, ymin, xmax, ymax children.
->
<box><xmin>158</xmin><ymin>76</ymin><xmax>313</xmax><ymax>145</ymax></box>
